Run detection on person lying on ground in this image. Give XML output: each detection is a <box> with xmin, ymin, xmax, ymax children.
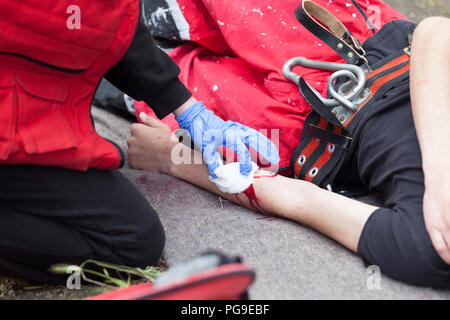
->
<box><xmin>127</xmin><ymin>16</ymin><xmax>450</xmax><ymax>288</ymax></box>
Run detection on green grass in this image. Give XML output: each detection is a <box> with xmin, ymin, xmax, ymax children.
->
<box><xmin>51</xmin><ymin>259</ymin><xmax>166</xmax><ymax>289</ymax></box>
<box><xmin>0</xmin><ymin>258</ymin><xmax>167</xmax><ymax>300</ymax></box>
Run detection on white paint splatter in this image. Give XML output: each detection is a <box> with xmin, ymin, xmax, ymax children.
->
<box><xmin>252</xmin><ymin>8</ymin><xmax>263</xmax><ymax>16</ymax></box>
<box><xmin>212</xmin><ymin>85</ymin><xmax>218</xmax><ymax>91</ymax></box>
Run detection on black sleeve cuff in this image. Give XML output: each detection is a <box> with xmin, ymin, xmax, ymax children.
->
<box><xmin>146</xmin><ymin>79</ymin><xmax>192</xmax><ymax>119</ymax></box>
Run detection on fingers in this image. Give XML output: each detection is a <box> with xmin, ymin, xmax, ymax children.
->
<box><xmin>129</xmin><ymin>123</ymin><xmax>142</xmax><ymax>137</ymax></box>
<box><xmin>444</xmin><ymin>235</ymin><xmax>450</xmax><ymax>264</ymax></box>
<box><xmin>236</xmin><ymin>141</ymin><xmax>252</xmax><ymax>176</ymax></box>
<box><xmin>139</xmin><ymin>112</ymin><xmax>167</xmax><ymax>128</ymax></box>
<box><xmin>429</xmin><ymin>228</ymin><xmax>450</xmax><ymax>264</ymax></box>
<box><xmin>128</xmin><ymin>123</ymin><xmax>151</xmax><ymax>157</ymax></box>
<box><xmin>129</xmin><ymin>118</ymin><xmax>165</xmax><ymax>139</ymax></box>
<box><xmin>203</xmin><ymin>143</ymin><xmax>221</xmax><ymax>178</ymax></box>
<box><xmin>127</xmin><ymin>134</ymin><xmax>138</xmax><ymax>169</ymax></box>
<box><xmin>244</xmin><ymin>129</ymin><xmax>280</xmax><ymax>166</ymax></box>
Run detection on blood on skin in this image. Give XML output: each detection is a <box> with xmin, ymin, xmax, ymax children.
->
<box><xmin>242</xmin><ymin>184</ymin><xmax>263</xmax><ymax>213</ymax></box>
<box><xmin>234</xmin><ymin>171</ymin><xmax>278</xmax><ymax>217</ymax></box>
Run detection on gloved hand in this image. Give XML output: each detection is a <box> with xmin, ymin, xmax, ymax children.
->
<box><xmin>176</xmin><ymin>101</ymin><xmax>280</xmax><ymax>178</ymax></box>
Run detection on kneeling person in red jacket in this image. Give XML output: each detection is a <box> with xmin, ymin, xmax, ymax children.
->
<box><xmin>0</xmin><ymin>0</ymin><xmax>279</xmax><ymax>283</ymax></box>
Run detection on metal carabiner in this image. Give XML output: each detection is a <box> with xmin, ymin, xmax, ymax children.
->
<box><xmin>282</xmin><ymin>57</ymin><xmax>367</xmax><ymax>112</ymax></box>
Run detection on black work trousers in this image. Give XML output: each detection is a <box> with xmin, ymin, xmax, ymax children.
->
<box><xmin>0</xmin><ymin>165</ymin><xmax>165</xmax><ymax>284</ymax></box>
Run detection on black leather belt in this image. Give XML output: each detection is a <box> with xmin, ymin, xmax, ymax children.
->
<box><xmin>294</xmin><ymin>0</ymin><xmax>370</xmax><ymax>70</ymax></box>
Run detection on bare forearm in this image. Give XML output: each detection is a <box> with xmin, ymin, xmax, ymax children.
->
<box><xmin>168</xmin><ymin>144</ymin><xmax>376</xmax><ymax>252</ymax></box>
<box><xmin>409</xmin><ymin>17</ymin><xmax>450</xmax><ymax>264</ymax></box>
<box><xmin>169</xmin><ymin>146</ymin><xmax>223</xmax><ymax>195</ymax></box>
<box><xmin>410</xmin><ymin>17</ymin><xmax>450</xmax><ymax>182</ymax></box>
<box><xmin>130</xmin><ymin>112</ymin><xmax>377</xmax><ymax>254</ymax></box>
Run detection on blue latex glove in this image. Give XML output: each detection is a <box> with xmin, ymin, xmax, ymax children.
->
<box><xmin>176</xmin><ymin>101</ymin><xmax>280</xmax><ymax>178</ymax></box>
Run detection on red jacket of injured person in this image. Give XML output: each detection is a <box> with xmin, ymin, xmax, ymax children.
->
<box><xmin>135</xmin><ymin>0</ymin><xmax>405</xmax><ymax>174</ymax></box>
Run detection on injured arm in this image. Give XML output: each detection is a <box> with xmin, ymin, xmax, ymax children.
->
<box><xmin>128</xmin><ymin>113</ymin><xmax>377</xmax><ymax>253</ymax></box>
<box><xmin>169</xmin><ymin>153</ymin><xmax>375</xmax><ymax>253</ymax></box>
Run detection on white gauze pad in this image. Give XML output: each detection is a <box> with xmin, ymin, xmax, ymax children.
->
<box><xmin>209</xmin><ymin>162</ymin><xmax>259</xmax><ymax>194</ymax></box>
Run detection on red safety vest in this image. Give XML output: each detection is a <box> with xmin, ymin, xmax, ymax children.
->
<box><xmin>0</xmin><ymin>0</ymin><xmax>139</xmax><ymax>170</ymax></box>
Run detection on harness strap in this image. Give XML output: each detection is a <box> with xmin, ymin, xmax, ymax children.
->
<box><xmin>295</xmin><ymin>0</ymin><xmax>369</xmax><ymax>69</ymax></box>
<box><xmin>292</xmin><ymin>51</ymin><xmax>410</xmax><ymax>187</ymax></box>
<box><xmin>298</xmin><ymin>77</ymin><xmax>346</xmax><ymax>128</ymax></box>
<box><xmin>306</xmin><ymin>124</ymin><xmax>351</xmax><ymax>149</ymax></box>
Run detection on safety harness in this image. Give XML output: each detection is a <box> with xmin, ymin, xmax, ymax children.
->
<box><xmin>285</xmin><ymin>0</ymin><xmax>412</xmax><ymax>189</ymax></box>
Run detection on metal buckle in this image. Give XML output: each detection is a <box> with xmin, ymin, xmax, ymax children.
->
<box><xmin>403</xmin><ymin>46</ymin><xmax>411</xmax><ymax>56</ymax></box>
<box><xmin>343</xmin><ymin>32</ymin><xmax>365</xmax><ymax>55</ymax></box>
<box><xmin>283</xmin><ymin>57</ymin><xmax>370</xmax><ymax>124</ymax></box>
